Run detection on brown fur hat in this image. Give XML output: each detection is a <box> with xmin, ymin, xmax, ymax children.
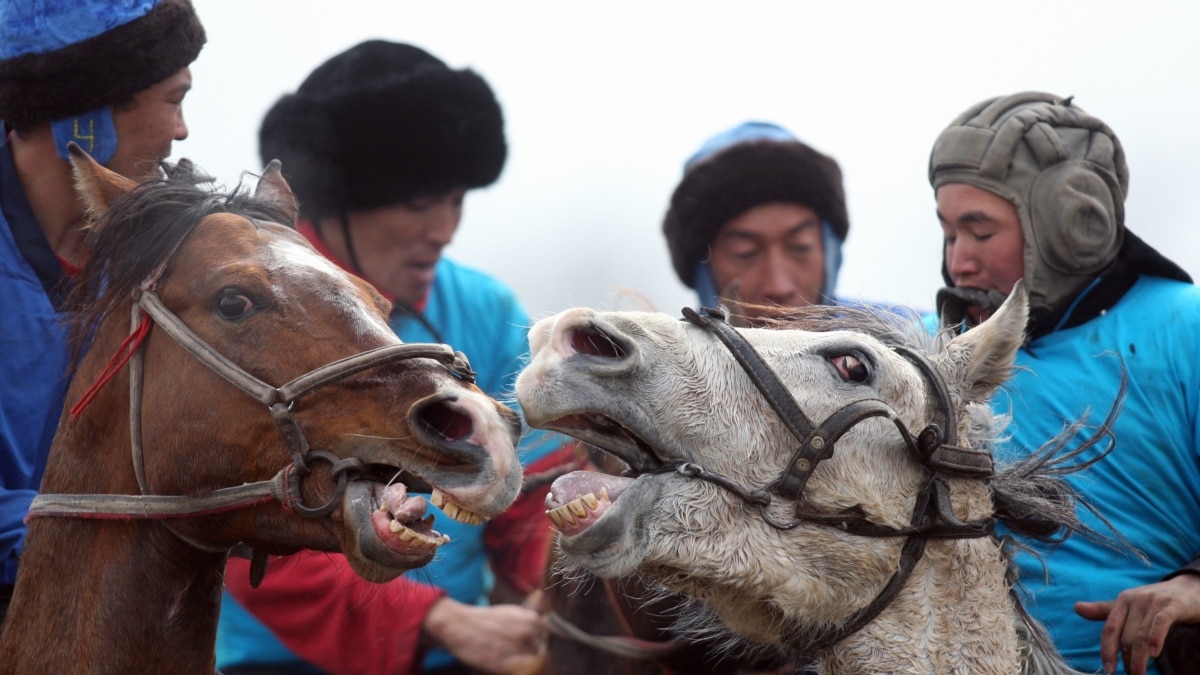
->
<box><xmin>259</xmin><ymin>40</ymin><xmax>506</xmax><ymax>220</ymax></box>
<box><xmin>0</xmin><ymin>0</ymin><xmax>205</xmax><ymax>129</ymax></box>
<box><xmin>663</xmin><ymin>124</ymin><xmax>849</xmax><ymax>288</ymax></box>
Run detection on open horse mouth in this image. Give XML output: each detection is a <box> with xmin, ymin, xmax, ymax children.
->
<box><xmin>341</xmin><ymin>394</ymin><xmax>519</xmax><ymax>571</ymax></box>
<box><xmin>546</xmin><ymin>469</ymin><xmax>634</xmax><ymax>537</ymax></box>
<box><xmin>541</xmin><ymin>412</ymin><xmax>665</xmax><ymax>538</ymax></box>
<box><xmin>363</xmin><ymin>469</ymin><xmax>488</xmax><ymax>552</ymax></box>
<box><xmin>345</xmin><ymin>477</ymin><xmax>490</xmax><ymax>569</ymax></box>
<box><xmin>368</xmin><ymin>482</ymin><xmax>449</xmax><ymax>551</ymax></box>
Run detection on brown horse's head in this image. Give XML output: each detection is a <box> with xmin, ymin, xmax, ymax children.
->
<box><xmin>47</xmin><ymin>147</ymin><xmax>523</xmax><ymax>581</ymax></box>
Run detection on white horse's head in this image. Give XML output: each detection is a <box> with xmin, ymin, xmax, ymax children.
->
<box><xmin>516</xmin><ymin>285</ymin><xmax>1089</xmax><ymax>672</ymax></box>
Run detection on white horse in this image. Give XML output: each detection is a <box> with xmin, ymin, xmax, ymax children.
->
<box><xmin>515</xmin><ymin>285</ymin><xmax>1108</xmax><ymax>674</ymax></box>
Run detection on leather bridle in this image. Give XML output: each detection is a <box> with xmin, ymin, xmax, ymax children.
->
<box><xmin>26</xmin><ymin>219</ymin><xmax>475</xmax><ymax>548</ymax></box>
<box><xmin>663</xmin><ymin>307</ymin><xmax>997</xmax><ymax>652</ymax></box>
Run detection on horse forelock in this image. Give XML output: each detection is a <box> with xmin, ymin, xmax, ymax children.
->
<box><xmin>66</xmin><ymin>176</ymin><xmax>296</xmax><ymax>364</ymax></box>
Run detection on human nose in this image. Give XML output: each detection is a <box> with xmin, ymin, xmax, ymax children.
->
<box><xmin>760</xmin><ymin>250</ymin><xmax>800</xmax><ymax>303</ymax></box>
<box><xmin>423</xmin><ymin>202</ymin><xmax>459</xmax><ymax>246</ymax></box>
<box><xmin>945</xmin><ymin>238</ymin><xmax>979</xmax><ymax>281</ymax></box>
<box><xmin>174</xmin><ymin>109</ymin><xmax>189</xmax><ymax>141</ymax></box>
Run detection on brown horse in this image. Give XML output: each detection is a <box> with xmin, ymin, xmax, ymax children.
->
<box><xmin>0</xmin><ymin>147</ymin><xmax>524</xmax><ymax>673</ymax></box>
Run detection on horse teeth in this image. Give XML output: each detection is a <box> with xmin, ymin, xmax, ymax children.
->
<box><xmin>438</xmin><ymin>494</ymin><xmax>486</xmax><ymax>525</ymax></box>
<box><xmin>431</xmin><ymin>489</ymin><xmax>446</xmax><ymax>509</ymax></box>
<box><xmin>554</xmin><ymin>504</ymin><xmax>576</xmax><ymax>525</ymax></box>
<box><xmin>389</xmin><ymin>521</ymin><xmax>451</xmax><ymax>548</ymax></box>
<box><xmin>582</xmin><ymin>493</ymin><xmax>599</xmax><ymax>510</ymax></box>
<box><xmin>599</xmin><ymin>487</ymin><xmax>610</xmax><ymax>502</ymax></box>
<box><xmin>569</xmin><ymin>499</ymin><xmax>588</xmax><ymax>518</ymax></box>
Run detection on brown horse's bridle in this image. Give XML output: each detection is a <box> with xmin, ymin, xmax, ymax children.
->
<box><xmin>663</xmin><ymin>307</ymin><xmax>998</xmax><ymax>653</ymax></box>
<box><xmin>26</xmin><ymin>222</ymin><xmax>476</xmax><ymax>553</ymax></box>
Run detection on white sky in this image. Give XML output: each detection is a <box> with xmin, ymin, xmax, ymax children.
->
<box><xmin>181</xmin><ymin>0</ymin><xmax>1200</xmax><ymax>320</ymax></box>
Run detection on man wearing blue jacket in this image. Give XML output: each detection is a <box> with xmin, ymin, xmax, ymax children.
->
<box><xmin>0</xmin><ymin>0</ymin><xmax>205</xmax><ymax>623</ymax></box>
<box><xmin>929</xmin><ymin>91</ymin><xmax>1200</xmax><ymax>675</ymax></box>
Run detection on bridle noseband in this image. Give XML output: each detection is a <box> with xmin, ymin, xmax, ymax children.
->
<box><xmin>669</xmin><ymin>307</ymin><xmax>997</xmax><ymax>651</ymax></box>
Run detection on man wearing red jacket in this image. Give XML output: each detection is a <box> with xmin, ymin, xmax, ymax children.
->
<box><xmin>216</xmin><ymin>40</ymin><xmax>575</xmax><ymax>675</ymax></box>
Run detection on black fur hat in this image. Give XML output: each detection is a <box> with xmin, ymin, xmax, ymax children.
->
<box><xmin>662</xmin><ymin>126</ymin><xmax>849</xmax><ymax>288</ymax></box>
<box><xmin>260</xmin><ymin>40</ymin><xmax>507</xmax><ymax>219</ymax></box>
<box><xmin>0</xmin><ymin>0</ymin><xmax>206</xmax><ymax>129</ymax></box>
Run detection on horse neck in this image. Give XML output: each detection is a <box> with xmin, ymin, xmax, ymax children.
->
<box><xmin>0</xmin><ymin>322</ymin><xmax>226</xmax><ymax>673</ymax></box>
<box><xmin>0</xmin><ymin>517</ymin><xmax>227</xmax><ymax>673</ymax></box>
<box><xmin>818</xmin><ymin>536</ymin><xmax>1022</xmax><ymax>674</ymax></box>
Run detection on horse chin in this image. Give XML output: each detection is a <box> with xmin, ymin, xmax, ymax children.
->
<box><xmin>339</xmin><ymin>480</ymin><xmax>442</xmax><ymax>581</ymax></box>
<box><xmin>553</xmin><ymin>474</ymin><xmax>663</xmax><ymax>579</ymax></box>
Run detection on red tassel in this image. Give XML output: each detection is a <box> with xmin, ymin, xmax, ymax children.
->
<box><xmin>70</xmin><ymin>311</ymin><xmax>152</xmax><ymax>417</ymax></box>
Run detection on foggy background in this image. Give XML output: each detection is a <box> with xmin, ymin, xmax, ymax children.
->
<box><xmin>181</xmin><ymin>1</ymin><xmax>1200</xmax><ymax>320</ymax></box>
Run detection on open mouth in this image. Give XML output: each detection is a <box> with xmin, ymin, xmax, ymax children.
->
<box><xmin>543</xmin><ymin>412</ymin><xmax>663</xmax><ymax>475</ymax></box>
<box><xmin>545</xmin><ymin>470</ymin><xmax>634</xmax><ymax>537</ymax></box>
<box><xmin>541</xmin><ymin>412</ymin><xmax>664</xmax><ymax>537</ymax></box>
<box><xmin>355</xmin><ymin>466</ymin><xmax>490</xmax><ymax>557</ymax></box>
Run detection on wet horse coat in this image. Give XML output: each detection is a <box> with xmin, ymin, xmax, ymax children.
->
<box><xmin>0</xmin><ymin>149</ymin><xmax>523</xmax><ymax>673</ymax></box>
<box><xmin>517</xmin><ymin>287</ymin><xmax>1106</xmax><ymax>674</ymax></box>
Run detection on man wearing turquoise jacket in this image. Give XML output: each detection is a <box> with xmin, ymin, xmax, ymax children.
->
<box><xmin>929</xmin><ymin>92</ymin><xmax>1200</xmax><ymax>675</ymax></box>
<box><xmin>217</xmin><ymin>40</ymin><xmax>574</xmax><ymax>675</ymax></box>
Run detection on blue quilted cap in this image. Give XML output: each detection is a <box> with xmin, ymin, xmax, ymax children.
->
<box><xmin>1</xmin><ymin>0</ymin><xmax>158</xmax><ymax>59</ymax></box>
<box><xmin>684</xmin><ymin>121</ymin><xmax>799</xmax><ymax>170</ymax></box>
<box><xmin>0</xmin><ymin>0</ymin><xmax>205</xmax><ymax>129</ymax></box>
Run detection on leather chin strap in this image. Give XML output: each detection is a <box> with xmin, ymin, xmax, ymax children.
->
<box><xmin>667</xmin><ymin>307</ymin><xmax>996</xmax><ymax>653</ymax></box>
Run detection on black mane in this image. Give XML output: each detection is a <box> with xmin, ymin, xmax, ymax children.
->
<box><xmin>66</xmin><ymin>169</ymin><xmax>294</xmax><ymax>362</ymax></box>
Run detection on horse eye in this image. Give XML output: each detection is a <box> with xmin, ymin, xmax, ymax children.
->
<box><xmin>831</xmin><ymin>354</ymin><xmax>870</xmax><ymax>382</ymax></box>
<box><xmin>215</xmin><ymin>288</ymin><xmax>256</xmax><ymax>321</ymax></box>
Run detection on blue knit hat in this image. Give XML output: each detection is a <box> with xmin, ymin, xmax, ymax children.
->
<box><xmin>0</xmin><ymin>0</ymin><xmax>205</xmax><ymax>130</ymax></box>
<box><xmin>663</xmin><ymin>121</ymin><xmax>850</xmax><ymax>305</ymax></box>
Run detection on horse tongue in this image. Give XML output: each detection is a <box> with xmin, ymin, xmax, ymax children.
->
<box><xmin>547</xmin><ymin>470</ymin><xmax>633</xmax><ymax>510</ymax></box>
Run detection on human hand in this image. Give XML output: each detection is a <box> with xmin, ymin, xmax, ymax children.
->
<box><xmin>1075</xmin><ymin>572</ymin><xmax>1200</xmax><ymax>675</ymax></box>
<box><xmin>423</xmin><ymin>595</ymin><xmax>548</xmax><ymax>675</ymax></box>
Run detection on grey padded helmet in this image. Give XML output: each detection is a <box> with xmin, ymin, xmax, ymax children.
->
<box><xmin>928</xmin><ymin>91</ymin><xmax>1127</xmax><ymax>315</ymax></box>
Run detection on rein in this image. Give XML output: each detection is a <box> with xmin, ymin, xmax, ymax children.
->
<box><xmin>27</xmin><ymin>219</ymin><xmax>475</xmax><ymax>535</ymax></box>
<box><xmin>671</xmin><ymin>307</ymin><xmax>996</xmax><ymax>652</ymax></box>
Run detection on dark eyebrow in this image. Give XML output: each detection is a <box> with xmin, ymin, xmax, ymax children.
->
<box><xmin>936</xmin><ymin>209</ymin><xmax>996</xmax><ymax>226</ymax></box>
<box><xmin>723</xmin><ymin>215</ymin><xmax>821</xmax><ymax>240</ymax></box>
<box><xmin>787</xmin><ymin>215</ymin><xmax>821</xmax><ymax>234</ymax></box>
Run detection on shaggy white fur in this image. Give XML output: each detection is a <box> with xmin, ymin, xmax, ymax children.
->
<box><xmin>517</xmin><ymin>286</ymin><xmax>1094</xmax><ymax>674</ymax></box>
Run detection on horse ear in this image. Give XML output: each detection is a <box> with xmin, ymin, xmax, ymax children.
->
<box><xmin>67</xmin><ymin>142</ymin><xmax>137</xmax><ymax>221</ymax></box>
<box><xmin>939</xmin><ymin>280</ymin><xmax>1028</xmax><ymax>404</ymax></box>
<box><xmin>255</xmin><ymin>159</ymin><xmax>299</xmax><ymax>224</ymax></box>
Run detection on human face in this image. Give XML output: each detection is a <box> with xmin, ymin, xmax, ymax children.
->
<box><xmin>327</xmin><ymin>190</ymin><xmax>466</xmax><ymax>307</ymax></box>
<box><xmin>707</xmin><ymin>202</ymin><xmax>825</xmax><ymax>317</ymax></box>
<box><xmin>108</xmin><ymin>68</ymin><xmax>192</xmax><ymax>179</ymax></box>
<box><xmin>936</xmin><ymin>183</ymin><xmax>1026</xmax><ymax>324</ymax></box>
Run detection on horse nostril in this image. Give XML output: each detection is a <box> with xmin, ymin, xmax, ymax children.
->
<box><xmin>570</xmin><ymin>325</ymin><xmax>627</xmax><ymax>359</ymax></box>
<box><xmin>416</xmin><ymin>399</ymin><xmax>473</xmax><ymax>442</ymax></box>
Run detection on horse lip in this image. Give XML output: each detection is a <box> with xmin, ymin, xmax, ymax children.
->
<box><xmin>342</xmin><ymin>480</ymin><xmax>436</xmax><ymax>573</ymax></box>
<box><xmin>544</xmin><ymin>413</ymin><xmax>662</xmax><ymax>474</ymax></box>
<box><xmin>358</xmin><ymin>465</ymin><xmax>433</xmax><ymax>494</ymax></box>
